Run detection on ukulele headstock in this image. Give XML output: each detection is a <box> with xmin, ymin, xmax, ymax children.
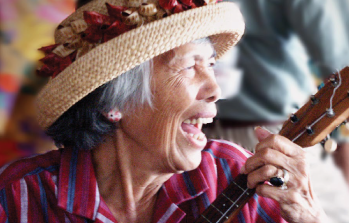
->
<box><xmin>279</xmin><ymin>66</ymin><xmax>349</xmax><ymax>147</ymax></box>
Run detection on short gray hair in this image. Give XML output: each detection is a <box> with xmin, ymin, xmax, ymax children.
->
<box><xmin>99</xmin><ymin>59</ymin><xmax>153</xmax><ymax>113</ymax></box>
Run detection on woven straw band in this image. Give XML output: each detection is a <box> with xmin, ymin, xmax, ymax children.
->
<box><xmin>36</xmin><ymin>0</ymin><xmax>245</xmax><ymax>129</ymax></box>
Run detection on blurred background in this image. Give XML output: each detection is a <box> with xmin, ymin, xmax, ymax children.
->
<box><xmin>0</xmin><ymin>0</ymin><xmax>75</xmax><ymax>167</ymax></box>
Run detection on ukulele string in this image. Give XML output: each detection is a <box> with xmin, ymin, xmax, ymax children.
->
<box><xmin>291</xmin><ymin>113</ymin><xmax>327</xmax><ymax>143</ymax></box>
<box><xmin>217</xmin><ymin>188</ymin><xmax>250</xmax><ymax>222</ymax></box>
<box><xmin>291</xmin><ymin>70</ymin><xmax>343</xmax><ymax>143</ymax></box>
<box><xmin>329</xmin><ymin>69</ymin><xmax>342</xmax><ymax>111</ymax></box>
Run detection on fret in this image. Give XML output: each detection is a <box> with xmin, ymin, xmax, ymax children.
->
<box><xmin>231</xmin><ymin>180</ymin><xmax>247</xmax><ymax>192</ymax></box>
<box><xmin>195</xmin><ymin>174</ymin><xmax>255</xmax><ymax>223</ymax></box>
<box><xmin>212</xmin><ymin>193</ymin><xmax>235</xmax><ymax>214</ymax></box>
<box><xmin>217</xmin><ymin>188</ymin><xmax>250</xmax><ymax>222</ymax></box>
<box><xmin>200</xmin><ymin>214</ymin><xmax>213</xmax><ymax>223</ymax></box>
<box><xmin>211</xmin><ymin>203</ymin><xmax>226</xmax><ymax>216</ymax></box>
<box><xmin>221</xmin><ymin>193</ymin><xmax>234</xmax><ymax>203</ymax></box>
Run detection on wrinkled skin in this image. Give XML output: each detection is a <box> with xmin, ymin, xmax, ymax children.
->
<box><xmin>120</xmin><ymin>42</ymin><xmax>219</xmax><ymax>173</ymax></box>
<box><xmin>241</xmin><ymin>127</ymin><xmax>328</xmax><ymax>222</ymax></box>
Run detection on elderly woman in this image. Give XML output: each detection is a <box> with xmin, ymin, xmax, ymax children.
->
<box><xmin>0</xmin><ymin>0</ymin><xmax>328</xmax><ymax>222</ymax></box>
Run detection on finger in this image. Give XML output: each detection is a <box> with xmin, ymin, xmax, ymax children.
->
<box><xmin>242</xmin><ymin>147</ymin><xmax>290</xmax><ymax>174</ymax></box>
<box><xmin>255</xmin><ymin>133</ymin><xmax>304</xmax><ymax>158</ymax></box>
<box><xmin>254</xmin><ymin>126</ymin><xmax>272</xmax><ymax>142</ymax></box>
<box><xmin>255</xmin><ymin>183</ymin><xmax>295</xmax><ymax>204</ymax></box>
<box><xmin>246</xmin><ymin>164</ymin><xmax>281</xmax><ymax>188</ymax></box>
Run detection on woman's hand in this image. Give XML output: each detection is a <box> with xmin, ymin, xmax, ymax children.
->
<box><xmin>240</xmin><ymin>127</ymin><xmax>328</xmax><ymax>223</ymax></box>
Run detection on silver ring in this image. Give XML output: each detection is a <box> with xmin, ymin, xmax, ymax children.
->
<box><xmin>281</xmin><ymin>169</ymin><xmax>289</xmax><ymax>190</ymax></box>
<box><xmin>269</xmin><ymin>169</ymin><xmax>289</xmax><ymax>190</ymax></box>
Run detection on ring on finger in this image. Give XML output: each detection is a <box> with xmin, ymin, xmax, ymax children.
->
<box><xmin>270</xmin><ymin>169</ymin><xmax>289</xmax><ymax>190</ymax></box>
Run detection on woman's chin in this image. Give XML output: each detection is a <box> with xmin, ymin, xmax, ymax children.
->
<box><xmin>174</xmin><ymin>149</ymin><xmax>203</xmax><ymax>172</ymax></box>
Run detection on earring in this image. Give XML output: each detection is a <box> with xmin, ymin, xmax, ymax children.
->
<box><xmin>107</xmin><ymin>108</ymin><xmax>122</xmax><ymax>122</ymax></box>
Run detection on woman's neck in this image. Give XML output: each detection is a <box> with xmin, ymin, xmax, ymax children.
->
<box><xmin>92</xmin><ymin>130</ymin><xmax>173</xmax><ymax>223</ymax></box>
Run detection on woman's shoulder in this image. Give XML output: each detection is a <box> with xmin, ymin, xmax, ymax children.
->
<box><xmin>0</xmin><ymin>149</ymin><xmax>62</xmax><ymax>190</ymax></box>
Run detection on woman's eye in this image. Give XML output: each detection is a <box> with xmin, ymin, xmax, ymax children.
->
<box><xmin>184</xmin><ymin>65</ymin><xmax>195</xmax><ymax>70</ymax></box>
<box><xmin>208</xmin><ymin>62</ymin><xmax>216</xmax><ymax>67</ymax></box>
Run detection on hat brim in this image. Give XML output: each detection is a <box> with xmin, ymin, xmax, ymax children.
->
<box><xmin>36</xmin><ymin>1</ymin><xmax>245</xmax><ymax>129</ymax></box>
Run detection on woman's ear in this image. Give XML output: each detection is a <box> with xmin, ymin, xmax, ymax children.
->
<box><xmin>105</xmin><ymin>108</ymin><xmax>122</xmax><ymax>122</ymax></box>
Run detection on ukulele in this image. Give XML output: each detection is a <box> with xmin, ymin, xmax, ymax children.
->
<box><xmin>195</xmin><ymin>66</ymin><xmax>349</xmax><ymax>223</ymax></box>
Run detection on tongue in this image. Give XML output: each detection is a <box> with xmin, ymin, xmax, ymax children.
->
<box><xmin>181</xmin><ymin>123</ymin><xmax>202</xmax><ymax>135</ymax></box>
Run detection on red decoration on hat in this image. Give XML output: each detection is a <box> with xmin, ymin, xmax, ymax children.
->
<box><xmin>38</xmin><ymin>44</ymin><xmax>60</xmax><ymax>54</ymax></box>
<box><xmin>84</xmin><ymin>11</ymin><xmax>113</xmax><ymax>25</ymax></box>
<box><xmin>159</xmin><ymin>0</ymin><xmax>178</xmax><ymax>10</ymax></box>
<box><xmin>82</xmin><ymin>11</ymin><xmax>133</xmax><ymax>44</ymax></box>
<box><xmin>106</xmin><ymin>3</ymin><xmax>127</xmax><ymax>19</ymax></box>
<box><xmin>193</xmin><ymin>0</ymin><xmax>206</xmax><ymax>7</ymax></box>
<box><xmin>180</xmin><ymin>0</ymin><xmax>193</xmax><ymax>6</ymax></box>
<box><xmin>173</xmin><ymin>4</ymin><xmax>184</xmax><ymax>13</ymax></box>
<box><xmin>36</xmin><ymin>1</ymin><xmax>218</xmax><ymax>79</ymax></box>
<box><xmin>37</xmin><ymin>51</ymin><xmax>77</xmax><ymax>78</ymax></box>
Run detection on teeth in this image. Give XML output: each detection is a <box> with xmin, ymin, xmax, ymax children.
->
<box><xmin>186</xmin><ymin>132</ymin><xmax>206</xmax><ymax>141</ymax></box>
<box><xmin>183</xmin><ymin>117</ymin><xmax>213</xmax><ymax>125</ymax></box>
<box><xmin>183</xmin><ymin>119</ymin><xmax>191</xmax><ymax>124</ymax></box>
<box><xmin>198</xmin><ymin>133</ymin><xmax>205</xmax><ymax>140</ymax></box>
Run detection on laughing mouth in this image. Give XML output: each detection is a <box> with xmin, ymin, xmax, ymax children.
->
<box><xmin>181</xmin><ymin>117</ymin><xmax>213</xmax><ymax>141</ymax></box>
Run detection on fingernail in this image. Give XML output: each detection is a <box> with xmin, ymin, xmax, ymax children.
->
<box><xmin>254</xmin><ymin>126</ymin><xmax>270</xmax><ymax>140</ymax></box>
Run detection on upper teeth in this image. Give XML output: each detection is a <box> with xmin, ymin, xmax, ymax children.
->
<box><xmin>183</xmin><ymin>118</ymin><xmax>213</xmax><ymax>125</ymax></box>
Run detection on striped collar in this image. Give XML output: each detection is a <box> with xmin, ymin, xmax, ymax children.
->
<box><xmin>57</xmin><ymin>148</ymin><xmax>100</xmax><ymax>220</ymax></box>
<box><xmin>151</xmin><ymin>168</ymin><xmax>210</xmax><ymax>222</ymax></box>
<box><xmin>163</xmin><ymin>168</ymin><xmax>209</xmax><ymax>205</ymax></box>
<box><xmin>57</xmin><ymin>148</ymin><xmax>209</xmax><ymax>222</ymax></box>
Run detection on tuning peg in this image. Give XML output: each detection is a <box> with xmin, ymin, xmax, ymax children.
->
<box><xmin>310</xmin><ymin>95</ymin><xmax>319</xmax><ymax>104</ymax></box>
<box><xmin>326</xmin><ymin>108</ymin><xmax>335</xmax><ymax>117</ymax></box>
<box><xmin>330</xmin><ymin>77</ymin><xmax>338</xmax><ymax>86</ymax></box>
<box><xmin>306</xmin><ymin>126</ymin><xmax>314</xmax><ymax>135</ymax></box>
<box><xmin>290</xmin><ymin>114</ymin><xmax>298</xmax><ymax>123</ymax></box>
<box><xmin>324</xmin><ymin>137</ymin><xmax>338</xmax><ymax>153</ymax></box>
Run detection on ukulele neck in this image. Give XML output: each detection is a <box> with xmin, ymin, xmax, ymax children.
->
<box><xmin>195</xmin><ymin>67</ymin><xmax>349</xmax><ymax>223</ymax></box>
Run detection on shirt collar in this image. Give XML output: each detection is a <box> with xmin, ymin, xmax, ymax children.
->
<box><xmin>57</xmin><ymin>148</ymin><xmax>100</xmax><ymax>220</ymax></box>
<box><xmin>151</xmin><ymin>166</ymin><xmax>209</xmax><ymax>222</ymax></box>
<box><xmin>163</xmin><ymin>165</ymin><xmax>209</xmax><ymax>205</ymax></box>
<box><xmin>56</xmin><ymin>148</ymin><xmax>209</xmax><ymax>221</ymax></box>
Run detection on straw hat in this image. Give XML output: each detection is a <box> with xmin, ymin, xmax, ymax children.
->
<box><xmin>36</xmin><ymin>0</ymin><xmax>245</xmax><ymax>129</ymax></box>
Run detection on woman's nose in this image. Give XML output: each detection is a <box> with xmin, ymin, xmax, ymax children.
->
<box><xmin>196</xmin><ymin>67</ymin><xmax>221</xmax><ymax>103</ymax></box>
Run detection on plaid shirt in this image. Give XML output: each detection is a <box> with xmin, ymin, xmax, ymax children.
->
<box><xmin>0</xmin><ymin>140</ymin><xmax>286</xmax><ymax>223</ymax></box>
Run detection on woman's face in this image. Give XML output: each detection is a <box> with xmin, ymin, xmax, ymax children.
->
<box><xmin>121</xmin><ymin>42</ymin><xmax>220</xmax><ymax>172</ymax></box>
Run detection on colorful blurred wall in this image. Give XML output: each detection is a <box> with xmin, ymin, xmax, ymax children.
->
<box><xmin>0</xmin><ymin>0</ymin><xmax>75</xmax><ymax>167</ymax></box>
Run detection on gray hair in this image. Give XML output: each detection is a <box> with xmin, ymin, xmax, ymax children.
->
<box><xmin>46</xmin><ymin>37</ymin><xmax>213</xmax><ymax>150</ymax></box>
<box><xmin>99</xmin><ymin>59</ymin><xmax>153</xmax><ymax>114</ymax></box>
